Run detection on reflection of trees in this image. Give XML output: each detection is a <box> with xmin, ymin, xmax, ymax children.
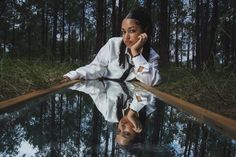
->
<box><xmin>91</xmin><ymin>105</ymin><xmax>101</xmax><ymax>156</ymax></box>
<box><xmin>0</xmin><ymin>119</ymin><xmax>23</xmax><ymax>156</ymax></box>
<box><xmin>0</xmin><ymin>89</ymin><xmax>95</xmax><ymax>156</ymax></box>
<box><xmin>151</xmin><ymin>100</ymin><xmax>165</xmax><ymax>144</ymax></box>
<box><xmin>143</xmin><ymin>98</ymin><xmax>235</xmax><ymax>157</ymax></box>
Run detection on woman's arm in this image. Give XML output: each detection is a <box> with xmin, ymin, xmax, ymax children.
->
<box><xmin>63</xmin><ymin>40</ymin><xmax>111</xmax><ymax>80</ymax></box>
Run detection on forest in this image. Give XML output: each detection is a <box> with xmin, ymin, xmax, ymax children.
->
<box><xmin>0</xmin><ymin>0</ymin><xmax>235</xmax><ymax>118</ymax></box>
<box><xmin>1</xmin><ymin>0</ymin><xmax>235</xmax><ymax>68</ymax></box>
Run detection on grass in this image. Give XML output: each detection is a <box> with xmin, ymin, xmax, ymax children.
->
<box><xmin>158</xmin><ymin>66</ymin><xmax>236</xmax><ymax>119</ymax></box>
<box><xmin>0</xmin><ymin>58</ymin><xmax>235</xmax><ymax>120</ymax></box>
<box><xmin>0</xmin><ymin>58</ymin><xmax>77</xmax><ymax>100</ymax></box>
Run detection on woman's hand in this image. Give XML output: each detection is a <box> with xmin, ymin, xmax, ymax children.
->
<box><xmin>130</xmin><ymin>33</ymin><xmax>148</xmax><ymax>57</ymax></box>
<box><xmin>127</xmin><ymin>109</ymin><xmax>142</xmax><ymax>133</ymax></box>
<box><xmin>60</xmin><ymin>76</ymin><xmax>71</xmax><ymax>83</ymax></box>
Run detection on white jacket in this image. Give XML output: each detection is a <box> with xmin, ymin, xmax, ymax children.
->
<box><xmin>64</xmin><ymin>37</ymin><xmax>161</xmax><ymax>86</ymax></box>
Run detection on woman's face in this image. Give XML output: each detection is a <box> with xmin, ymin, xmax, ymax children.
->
<box><xmin>116</xmin><ymin>116</ymin><xmax>136</xmax><ymax>146</ymax></box>
<box><xmin>121</xmin><ymin>18</ymin><xmax>143</xmax><ymax>49</ymax></box>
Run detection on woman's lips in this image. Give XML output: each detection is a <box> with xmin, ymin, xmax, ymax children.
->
<box><xmin>124</xmin><ymin>41</ymin><xmax>132</xmax><ymax>47</ymax></box>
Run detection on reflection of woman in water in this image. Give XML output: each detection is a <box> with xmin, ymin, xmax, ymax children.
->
<box><xmin>69</xmin><ymin>80</ymin><xmax>157</xmax><ymax>146</ymax></box>
<box><xmin>116</xmin><ymin>102</ymin><xmax>144</xmax><ymax>146</ymax></box>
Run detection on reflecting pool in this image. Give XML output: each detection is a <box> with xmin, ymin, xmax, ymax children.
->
<box><xmin>0</xmin><ymin>80</ymin><xmax>235</xmax><ymax>157</ymax></box>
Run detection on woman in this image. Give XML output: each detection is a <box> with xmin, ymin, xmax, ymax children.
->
<box><xmin>63</xmin><ymin>7</ymin><xmax>161</xmax><ymax>86</ymax></box>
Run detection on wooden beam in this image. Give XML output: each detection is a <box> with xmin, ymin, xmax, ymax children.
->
<box><xmin>133</xmin><ymin>81</ymin><xmax>236</xmax><ymax>140</ymax></box>
<box><xmin>0</xmin><ymin>80</ymin><xmax>80</xmax><ymax>110</ymax></box>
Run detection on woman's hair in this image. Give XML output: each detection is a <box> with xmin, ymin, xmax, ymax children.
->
<box><xmin>119</xmin><ymin>7</ymin><xmax>153</xmax><ymax>68</ymax></box>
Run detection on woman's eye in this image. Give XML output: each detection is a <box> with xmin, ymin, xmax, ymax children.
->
<box><xmin>124</xmin><ymin>132</ymin><xmax>131</xmax><ymax>137</ymax></box>
<box><xmin>129</xmin><ymin>29</ymin><xmax>135</xmax><ymax>33</ymax></box>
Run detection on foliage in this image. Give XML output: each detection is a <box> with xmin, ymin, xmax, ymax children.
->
<box><xmin>0</xmin><ymin>0</ymin><xmax>235</xmax><ymax>69</ymax></box>
<box><xmin>0</xmin><ymin>58</ymin><xmax>76</xmax><ymax>100</ymax></box>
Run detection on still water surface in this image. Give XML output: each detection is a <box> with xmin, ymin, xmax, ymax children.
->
<box><xmin>0</xmin><ymin>80</ymin><xmax>235</xmax><ymax>157</ymax></box>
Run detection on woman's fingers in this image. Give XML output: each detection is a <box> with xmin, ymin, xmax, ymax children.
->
<box><xmin>60</xmin><ymin>77</ymin><xmax>71</xmax><ymax>83</ymax></box>
<box><xmin>133</xmin><ymin>33</ymin><xmax>148</xmax><ymax>50</ymax></box>
<box><xmin>127</xmin><ymin>110</ymin><xmax>143</xmax><ymax>133</ymax></box>
<box><xmin>133</xmin><ymin>122</ymin><xmax>142</xmax><ymax>133</ymax></box>
<box><xmin>138</xmin><ymin>33</ymin><xmax>148</xmax><ymax>42</ymax></box>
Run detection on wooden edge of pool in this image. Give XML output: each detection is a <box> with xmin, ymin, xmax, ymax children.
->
<box><xmin>133</xmin><ymin>81</ymin><xmax>236</xmax><ymax>140</ymax></box>
<box><xmin>0</xmin><ymin>80</ymin><xmax>80</xmax><ymax>110</ymax></box>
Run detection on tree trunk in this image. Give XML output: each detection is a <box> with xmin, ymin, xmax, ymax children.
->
<box><xmin>68</xmin><ymin>22</ymin><xmax>71</xmax><ymax>61</ymax></box>
<box><xmin>50</xmin><ymin>97</ymin><xmax>56</xmax><ymax>156</ymax></box>
<box><xmin>104</xmin><ymin>122</ymin><xmax>109</xmax><ymax>157</ymax></box>
<box><xmin>201</xmin><ymin>0</ymin><xmax>209</xmax><ymax>67</ymax></box>
<box><xmin>11</xmin><ymin>18</ymin><xmax>16</xmax><ymax>57</ymax></box>
<box><xmin>187</xmin><ymin>39</ymin><xmax>190</xmax><ymax>68</ymax></box>
<box><xmin>184</xmin><ymin>121</ymin><xmax>192</xmax><ymax>156</ymax></box>
<box><xmin>195</xmin><ymin>0</ymin><xmax>201</xmax><ymax>69</ymax></box>
<box><xmin>167</xmin><ymin>1</ymin><xmax>171</xmax><ymax>62</ymax></box>
<box><xmin>193</xmin><ymin>123</ymin><xmax>200</xmax><ymax>157</ymax></box>
<box><xmin>45</xmin><ymin>0</ymin><xmax>48</xmax><ymax>49</ymax></box>
<box><xmin>3</xmin><ymin>28</ymin><xmax>7</xmax><ymax>55</ymax></box>
<box><xmin>223</xmin><ymin>21</ymin><xmax>230</xmax><ymax>66</ymax></box>
<box><xmin>159</xmin><ymin>0</ymin><xmax>169</xmax><ymax>67</ymax></box>
<box><xmin>111</xmin><ymin>0</ymin><xmax>116</xmax><ymax>37</ymax></box>
<box><xmin>174</xmin><ymin>14</ymin><xmax>179</xmax><ymax>66</ymax></box>
<box><xmin>144</xmin><ymin>0</ymin><xmax>152</xmax><ymax>41</ymax></box>
<box><xmin>28</xmin><ymin>27</ymin><xmax>31</xmax><ymax>59</ymax></box>
<box><xmin>180</xmin><ymin>32</ymin><xmax>184</xmax><ymax>66</ymax></box>
<box><xmin>42</xmin><ymin>0</ymin><xmax>45</xmax><ymax>52</ymax></box>
<box><xmin>207</xmin><ymin>0</ymin><xmax>218</xmax><ymax>68</ymax></box>
<box><xmin>144</xmin><ymin>0</ymin><xmax>152</xmax><ymax>14</ymax></box>
<box><xmin>91</xmin><ymin>105</ymin><xmax>100</xmax><ymax>156</ymax></box>
<box><xmin>52</xmin><ymin>0</ymin><xmax>58</xmax><ymax>58</ymax></box>
<box><xmin>61</xmin><ymin>0</ymin><xmax>65</xmax><ymax>62</ymax></box>
<box><xmin>96</xmin><ymin>0</ymin><xmax>105</xmax><ymax>52</ymax></box>
<box><xmin>79</xmin><ymin>1</ymin><xmax>85</xmax><ymax>62</ymax></box>
<box><xmin>116</xmin><ymin>0</ymin><xmax>122</xmax><ymax>36</ymax></box>
<box><xmin>151</xmin><ymin>101</ymin><xmax>165</xmax><ymax>144</ymax></box>
<box><xmin>103</xmin><ymin>1</ymin><xmax>107</xmax><ymax>43</ymax></box>
<box><xmin>232</xmin><ymin>12</ymin><xmax>236</xmax><ymax>69</ymax></box>
<box><xmin>0</xmin><ymin>0</ymin><xmax>6</xmax><ymax>16</ymax></box>
<box><xmin>199</xmin><ymin>124</ymin><xmax>208</xmax><ymax>157</ymax></box>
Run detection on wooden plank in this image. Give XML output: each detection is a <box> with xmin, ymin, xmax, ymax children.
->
<box><xmin>0</xmin><ymin>80</ymin><xmax>80</xmax><ymax>110</ymax></box>
<box><xmin>133</xmin><ymin>81</ymin><xmax>236</xmax><ymax>140</ymax></box>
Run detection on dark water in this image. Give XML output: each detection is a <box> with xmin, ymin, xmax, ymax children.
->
<box><xmin>0</xmin><ymin>80</ymin><xmax>235</xmax><ymax>157</ymax></box>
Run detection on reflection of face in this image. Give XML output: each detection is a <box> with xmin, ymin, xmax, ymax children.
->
<box><xmin>116</xmin><ymin>116</ymin><xmax>137</xmax><ymax>146</ymax></box>
<box><xmin>121</xmin><ymin>19</ymin><xmax>143</xmax><ymax>49</ymax></box>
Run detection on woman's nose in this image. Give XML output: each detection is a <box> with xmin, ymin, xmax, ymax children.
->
<box><xmin>124</xmin><ymin>33</ymin><xmax>130</xmax><ymax>40</ymax></box>
<box><xmin>120</xmin><ymin>124</ymin><xmax>126</xmax><ymax>131</ymax></box>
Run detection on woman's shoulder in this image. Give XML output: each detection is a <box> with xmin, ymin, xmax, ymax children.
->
<box><xmin>106</xmin><ymin>37</ymin><xmax>122</xmax><ymax>51</ymax></box>
<box><xmin>107</xmin><ymin>37</ymin><xmax>123</xmax><ymax>44</ymax></box>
